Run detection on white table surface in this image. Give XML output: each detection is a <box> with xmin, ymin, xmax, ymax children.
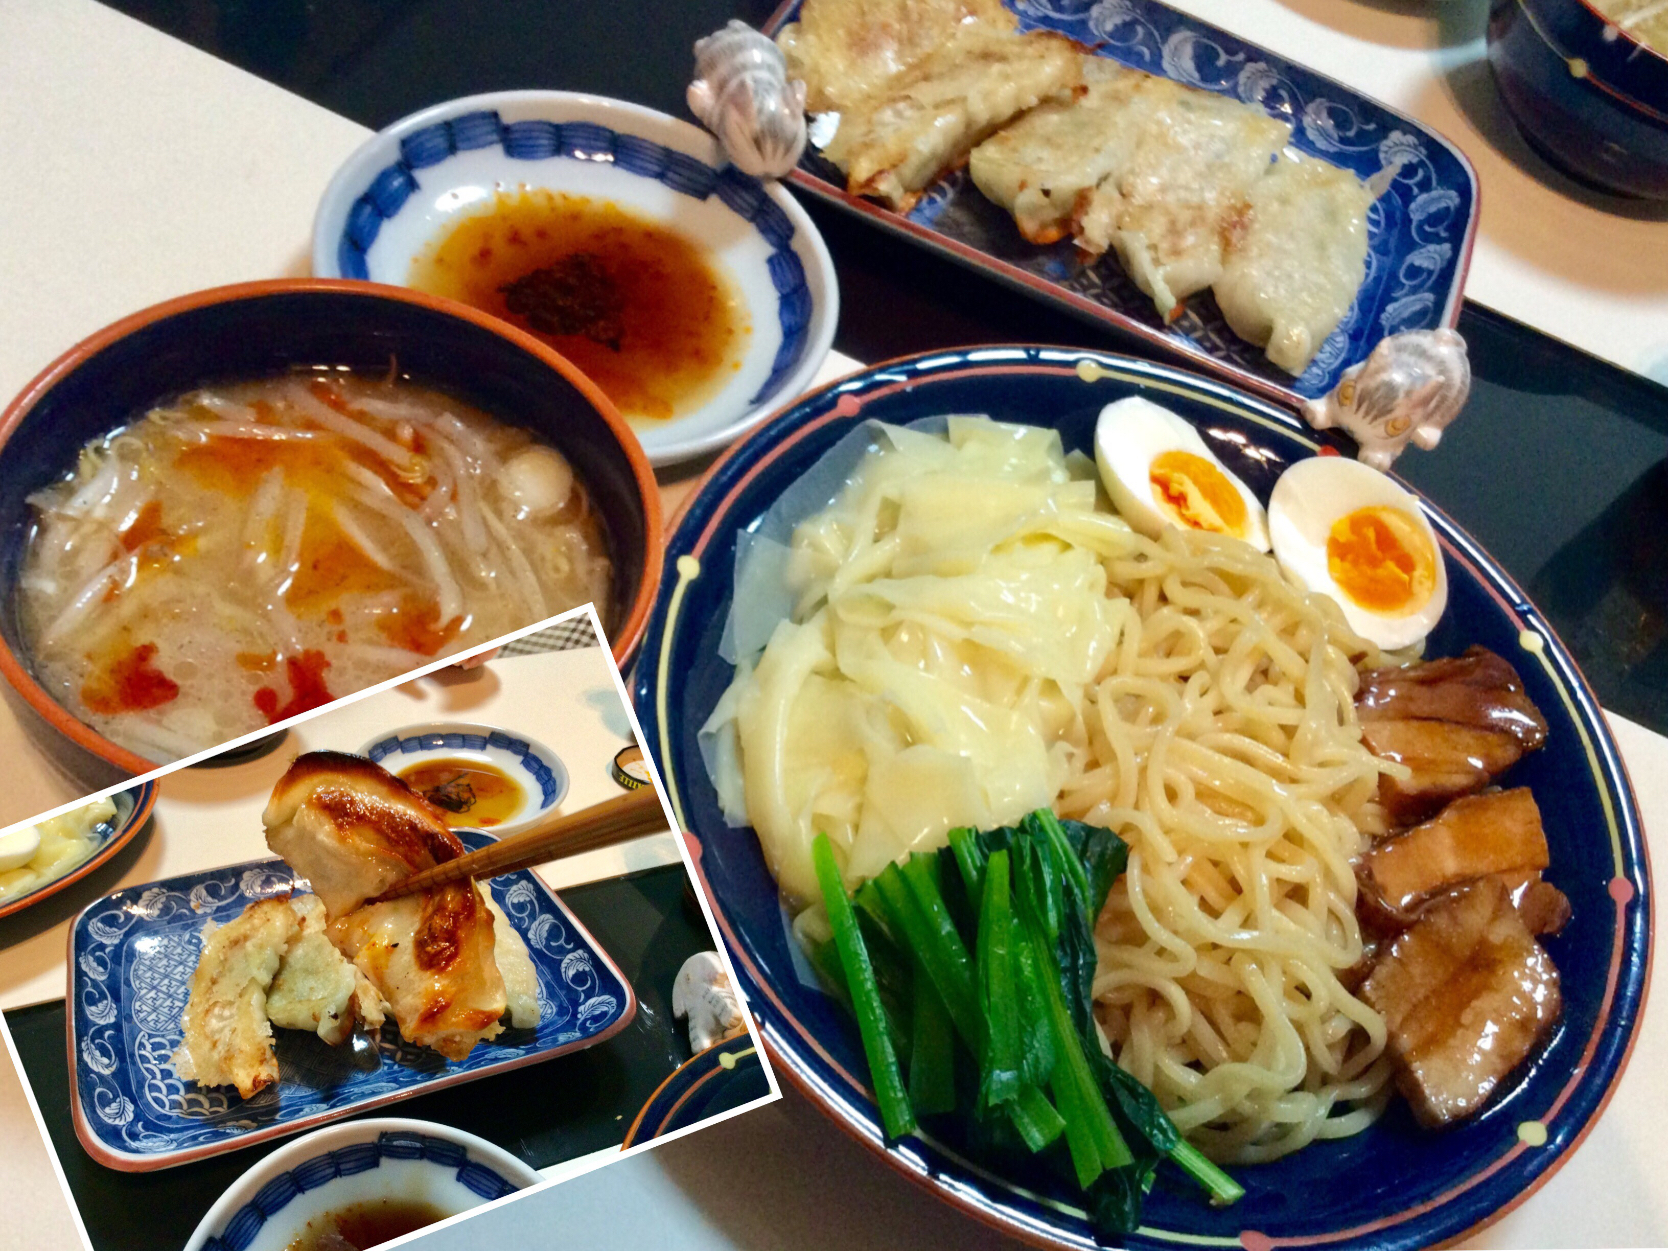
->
<box><xmin>0</xmin><ymin>0</ymin><xmax>1663</xmax><ymax>1248</ymax></box>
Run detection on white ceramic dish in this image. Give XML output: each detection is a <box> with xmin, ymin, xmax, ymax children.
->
<box><xmin>360</xmin><ymin>721</ymin><xmax>568</xmax><ymax>835</ymax></box>
<box><xmin>312</xmin><ymin>89</ymin><xmax>838</xmax><ymax>466</ymax></box>
<box><xmin>183</xmin><ymin>1117</ymin><xmax>542</xmax><ymax>1251</ymax></box>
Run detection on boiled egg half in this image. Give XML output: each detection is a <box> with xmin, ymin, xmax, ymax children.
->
<box><xmin>1268</xmin><ymin>456</ymin><xmax>1447</xmax><ymax>650</ymax></box>
<box><xmin>0</xmin><ymin>823</ymin><xmax>41</xmax><ymax>872</ymax></box>
<box><xmin>1094</xmin><ymin>398</ymin><xmax>1270</xmax><ymax>551</ymax></box>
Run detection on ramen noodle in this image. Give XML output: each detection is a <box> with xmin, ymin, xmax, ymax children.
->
<box><xmin>708</xmin><ymin>415</ymin><xmax>1395</xmax><ymax>1163</ymax></box>
<box><xmin>19</xmin><ymin>374</ymin><xmax>611</xmax><ymax>761</ymax></box>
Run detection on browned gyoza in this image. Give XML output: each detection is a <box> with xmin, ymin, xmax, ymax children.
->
<box><xmin>1356</xmin><ymin>646</ymin><xmax>1549</xmax><ymax>825</ymax></box>
<box><xmin>264</xmin><ymin>751</ymin><xmax>508</xmax><ymax>1059</ymax></box>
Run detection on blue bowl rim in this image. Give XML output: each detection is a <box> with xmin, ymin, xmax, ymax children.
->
<box><xmin>633</xmin><ymin>343</ymin><xmax>1655</xmax><ymax>1251</ymax></box>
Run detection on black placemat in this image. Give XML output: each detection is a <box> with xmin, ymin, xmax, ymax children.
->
<box><xmin>7</xmin><ymin>863</ymin><xmax>710</xmax><ymax>1251</ymax></box>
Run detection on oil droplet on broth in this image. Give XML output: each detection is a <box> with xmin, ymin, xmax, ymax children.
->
<box><xmin>408</xmin><ymin>188</ymin><xmax>751</xmax><ymax>422</ymax></box>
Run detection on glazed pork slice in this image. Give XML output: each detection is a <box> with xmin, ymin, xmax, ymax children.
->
<box><xmin>329</xmin><ymin>881</ymin><xmax>508</xmax><ymax>1061</ymax></box>
<box><xmin>173</xmin><ymin>897</ymin><xmax>300</xmax><ymax>1098</ymax></box>
<box><xmin>264</xmin><ymin>751</ymin><xmax>464</xmax><ymax>920</ymax></box>
<box><xmin>1356</xmin><ymin>646</ymin><xmax>1549</xmax><ymax>744</ymax></box>
<box><xmin>1356</xmin><ymin>647</ymin><xmax>1549</xmax><ymax>825</ymax></box>
<box><xmin>1361</xmin><ymin>788</ymin><xmax>1550</xmax><ymax>917</ymax></box>
<box><xmin>822</xmin><ymin>25</ymin><xmax>1082</xmax><ymax>210</ymax></box>
<box><xmin>777</xmin><ymin>0</ymin><xmax>1017</xmax><ymax>113</ymax></box>
<box><xmin>1361</xmin><ymin>877</ymin><xmax>1561</xmax><ymax>1127</ymax></box>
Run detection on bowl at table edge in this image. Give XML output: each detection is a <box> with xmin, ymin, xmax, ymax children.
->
<box><xmin>630</xmin><ymin>346</ymin><xmax>1652</xmax><ymax>1251</ymax></box>
<box><xmin>360</xmin><ymin>720</ymin><xmax>569</xmax><ymax>834</ymax></box>
<box><xmin>182</xmin><ymin>1117</ymin><xmax>542</xmax><ymax>1251</ymax></box>
<box><xmin>0</xmin><ymin>781</ymin><xmax>157</xmax><ymax>922</ymax></box>
<box><xmin>1488</xmin><ymin>0</ymin><xmax>1668</xmax><ymax>198</ymax></box>
<box><xmin>0</xmin><ymin>278</ymin><xmax>663</xmax><ymax>777</ymax></box>
<box><xmin>311</xmin><ymin>88</ymin><xmax>839</xmax><ymax>467</ymax></box>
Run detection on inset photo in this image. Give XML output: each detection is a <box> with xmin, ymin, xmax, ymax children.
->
<box><xmin>0</xmin><ymin>609</ymin><xmax>773</xmax><ymax>1251</ymax></box>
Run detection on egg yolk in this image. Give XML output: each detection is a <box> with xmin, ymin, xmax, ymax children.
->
<box><xmin>1326</xmin><ymin>506</ymin><xmax>1437</xmax><ymax>616</ymax></box>
<box><xmin>1149</xmin><ymin>451</ymin><xmax>1248</xmax><ymax>538</ymax></box>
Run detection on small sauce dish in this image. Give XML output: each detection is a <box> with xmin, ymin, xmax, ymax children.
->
<box><xmin>184</xmin><ymin>1118</ymin><xmax>541</xmax><ymax>1251</ymax></box>
<box><xmin>360</xmin><ymin>721</ymin><xmax>567</xmax><ymax>834</ymax></box>
<box><xmin>313</xmin><ymin>90</ymin><xmax>838</xmax><ymax>465</ymax></box>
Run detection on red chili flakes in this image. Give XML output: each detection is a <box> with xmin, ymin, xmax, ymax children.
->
<box><xmin>376</xmin><ymin>597</ymin><xmax>463</xmax><ymax>656</ymax></box>
<box><xmin>82</xmin><ymin>642</ymin><xmax>180</xmax><ymax>714</ymax></box>
<box><xmin>253</xmin><ymin>650</ymin><xmax>336</xmax><ymax>724</ymax></box>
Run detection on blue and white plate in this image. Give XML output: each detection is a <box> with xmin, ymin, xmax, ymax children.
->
<box><xmin>361</xmin><ymin>721</ymin><xmax>568</xmax><ymax>835</ymax></box>
<box><xmin>631</xmin><ymin>347</ymin><xmax>1651</xmax><ymax>1251</ymax></box>
<box><xmin>763</xmin><ymin>0</ymin><xmax>1478</xmax><ymax>409</ymax></box>
<box><xmin>313</xmin><ymin>90</ymin><xmax>838</xmax><ymax>466</ymax></box>
<box><xmin>184</xmin><ymin>1118</ymin><xmax>542</xmax><ymax>1251</ymax></box>
<box><xmin>0</xmin><ymin>781</ymin><xmax>157</xmax><ymax>923</ymax></box>
<box><xmin>68</xmin><ymin>828</ymin><xmax>636</xmax><ymax>1171</ymax></box>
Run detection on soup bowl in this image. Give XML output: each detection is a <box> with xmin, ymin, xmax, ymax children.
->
<box><xmin>1488</xmin><ymin>0</ymin><xmax>1668</xmax><ymax>199</ymax></box>
<box><xmin>0</xmin><ymin>278</ymin><xmax>662</xmax><ymax>775</ymax></box>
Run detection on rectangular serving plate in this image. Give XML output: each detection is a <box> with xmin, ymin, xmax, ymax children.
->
<box><xmin>763</xmin><ymin>0</ymin><xmax>1480</xmax><ymax>408</ymax></box>
<box><xmin>67</xmin><ymin>829</ymin><xmax>637</xmax><ymax>1171</ymax></box>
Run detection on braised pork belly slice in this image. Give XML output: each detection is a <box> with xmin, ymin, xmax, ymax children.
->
<box><xmin>1361</xmin><ymin>877</ymin><xmax>1561</xmax><ymax>1127</ymax></box>
<box><xmin>1359</xmin><ymin>719</ymin><xmax>1527</xmax><ymax>826</ymax></box>
<box><xmin>329</xmin><ymin>880</ymin><xmax>507</xmax><ymax>1061</ymax></box>
<box><xmin>1356</xmin><ymin>647</ymin><xmax>1549</xmax><ymax>825</ymax></box>
<box><xmin>264</xmin><ymin>751</ymin><xmax>464</xmax><ymax>920</ymax></box>
<box><xmin>1361</xmin><ymin>789</ymin><xmax>1549</xmax><ymax>916</ymax></box>
<box><xmin>1356</xmin><ymin>646</ymin><xmax>1549</xmax><ymax>746</ymax></box>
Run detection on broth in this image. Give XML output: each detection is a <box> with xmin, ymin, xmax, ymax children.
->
<box><xmin>398</xmin><ymin>757</ymin><xmax>526</xmax><ymax>827</ymax></box>
<box><xmin>284</xmin><ymin>1198</ymin><xmax>448</xmax><ymax>1251</ymax></box>
<box><xmin>18</xmin><ymin>373</ymin><xmax>612</xmax><ymax>761</ymax></box>
<box><xmin>409</xmin><ymin>188</ymin><xmax>749</xmax><ymax>422</ymax></box>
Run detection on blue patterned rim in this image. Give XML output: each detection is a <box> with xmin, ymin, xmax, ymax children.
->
<box><xmin>631</xmin><ymin>347</ymin><xmax>1651</xmax><ymax>1251</ymax></box>
<box><xmin>365</xmin><ymin>727</ymin><xmax>567</xmax><ymax>811</ymax></box>
<box><xmin>203</xmin><ymin>1130</ymin><xmax>521</xmax><ymax>1251</ymax></box>
<box><xmin>335</xmin><ymin>110</ymin><xmax>812</xmax><ymax>405</ymax></box>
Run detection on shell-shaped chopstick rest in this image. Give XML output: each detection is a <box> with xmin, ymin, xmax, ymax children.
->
<box><xmin>1302</xmin><ymin>329</ymin><xmax>1471</xmax><ymax>471</ymax></box>
<box><xmin>672</xmin><ymin>950</ymin><xmax>748</xmax><ymax>1052</ymax></box>
<box><xmin>687</xmin><ymin>20</ymin><xmax>808</xmax><ymax>179</ymax></box>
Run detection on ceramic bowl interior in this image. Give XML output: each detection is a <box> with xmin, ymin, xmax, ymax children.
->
<box><xmin>0</xmin><ymin>279</ymin><xmax>662</xmax><ymax>774</ymax></box>
<box><xmin>314</xmin><ymin>90</ymin><xmax>838</xmax><ymax>466</ymax></box>
<box><xmin>1487</xmin><ymin>0</ymin><xmax>1668</xmax><ymax>198</ymax></box>
<box><xmin>184</xmin><ymin>1118</ymin><xmax>542</xmax><ymax>1251</ymax></box>
<box><xmin>362</xmin><ymin>720</ymin><xmax>568</xmax><ymax>833</ymax></box>
<box><xmin>632</xmin><ymin>347</ymin><xmax>1651</xmax><ymax>1251</ymax></box>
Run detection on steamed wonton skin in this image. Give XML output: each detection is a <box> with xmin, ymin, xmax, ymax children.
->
<box><xmin>1213</xmin><ymin>152</ymin><xmax>1376</xmax><ymax>375</ymax></box>
<box><xmin>329</xmin><ymin>881</ymin><xmax>508</xmax><ymax>1061</ymax></box>
<box><xmin>969</xmin><ymin>61</ymin><xmax>1153</xmax><ymax>245</ymax></box>
<box><xmin>776</xmin><ymin>0</ymin><xmax>1016</xmax><ymax>113</ymax></box>
<box><xmin>264</xmin><ymin>751</ymin><xmax>463</xmax><ymax>920</ymax></box>
<box><xmin>1074</xmin><ymin>81</ymin><xmax>1291</xmax><ymax>318</ymax></box>
<box><xmin>708</xmin><ymin>418</ymin><xmax>1134</xmax><ymax>901</ymax></box>
<box><xmin>822</xmin><ymin>27</ymin><xmax>1082</xmax><ymax>209</ymax></box>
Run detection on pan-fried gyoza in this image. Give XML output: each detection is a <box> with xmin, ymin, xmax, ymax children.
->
<box><xmin>173</xmin><ymin>751</ymin><xmax>542</xmax><ymax>1099</ymax></box>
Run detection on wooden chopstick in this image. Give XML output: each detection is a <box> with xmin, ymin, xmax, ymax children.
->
<box><xmin>373</xmin><ymin>786</ymin><xmax>667</xmax><ymax>901</ymax></box>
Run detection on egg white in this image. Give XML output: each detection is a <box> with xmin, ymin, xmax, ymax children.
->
<box><xmin>1093</xmin><ymin>397</ymin><xmax>1270</xmax><ymax>551</ymax></box>
<box><xmin>0</xmin><ymin>824</ymin><xmax>41</xmax><ymax>873</ymax></box>
<box><xmin>1268</xmin><ymin>456</ymin><xmax>1448</xmax><ymax>650</ymax></box>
